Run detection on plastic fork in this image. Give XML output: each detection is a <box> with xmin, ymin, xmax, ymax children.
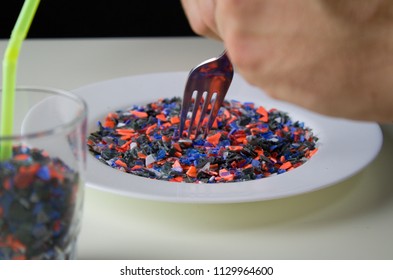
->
<box><xmin>179</xmin><ymin>51</ymin><xmax>234</xmax><ymax>138</ymax></box>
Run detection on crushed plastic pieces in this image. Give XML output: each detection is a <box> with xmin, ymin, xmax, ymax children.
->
<box><xmin>87</xmin><ymin>97</ymin><xmax>318</xmax><ymax>183</ymax></box>
<box><xmin>0</xmin><ymin>145</ymin><xmax>79</xmax><ymax>259</ymax></box>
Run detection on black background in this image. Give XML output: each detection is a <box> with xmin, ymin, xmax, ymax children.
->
<box><xmin>0</xmin><ymin>1</ymin><xmax>196</xmax><ymax>38</ymax></box>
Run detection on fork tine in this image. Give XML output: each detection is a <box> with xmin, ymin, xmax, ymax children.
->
<box><xmin>204</xmin><ymin>77</ymin><xmax>232</xmax><ymax>135</ymax></box>
<box><xmin>187</xmin><ymin>90</ymin><xmax>204</xmax><ymax>136</ymax></box>
<box><xmin>205</xmin><ymin>92</ymin><xmax>225</xmax><ymax>136</ymax></box>
<box><xmin>194</xmin><ymin>91</ymin><xmax>214</xmax><ymax>137</ymax></box>
<box><xmin>179</xmin><ymin>78</ymin><xmax>198</xmax><ymax>136</ymax></box>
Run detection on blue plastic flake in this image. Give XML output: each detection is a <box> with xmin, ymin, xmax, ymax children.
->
<box><xmin>51</xmin><ymin>187</ymin><xmax>65</xmax><ymax>197</ymax></box>
<box><xmin>228</xmin><ymin>128</ymin><xmax>237</xmax><ymax>136</ymax></box>
<box><xmin>37</xmin><ymin>166</ymin><xmax>51</xmax><ymax>181</ymax></box>
<box><xmin>153</xmin><ymin>133</ymin><xmax>162</xmax><ymax>140</ymax></box>
<box><xmin>3</xmin><ymin>162</ymin><xmax>16</xmax><ymax>172</ymax></box>
<box><xmin>193</xmin><ymin>139</ymin><xmax>204</xmax><ymax>146</ymax></box>
<box><xmin>230</xmin><ymin>99</ymin><xmax>242</xmax><ymax>108</ymax></box>
<box><xmin>262</xmin><ymin>131</ymin><xmax>274</xmax><ymax>139</ymax></box>
<box><xmin>156</xmin><ymin>149</ymin><xmax>166</xmax><ymax>160</ymax></box>
<box><xmin>219</xmin><ymin>139</ymin><xmax>231</xmax><ymax>147</ymax></box>
<box><xmin>203</xmin><ymin>141</ymin><xmax>214</xmax><ymax>148</ymax></box>
<box><xmin>179</xmin><ymin>157</ymin><xmax>191</xmax><ymax>165</ymax></box>
<box><xmin>270</xmin><ymin>145</ymin><xmax>278</xmax><ymax>151</ymax></box>
<box><xmin>20</xmin><ymin>146</ymin><xmax>30</xmax><ymax>153</ymax></box>
<box><xmin>251</xmin><ymin>159</ymin><xmax>260</xmax><ymax>168</ymax></box>
<box><xmin>218</xmin><ymin>107</ymin><xmax>225</xmax><ymax>116</ymax></box>
<box><xmin>33</xmin><ymin>203</ymin><xmax>44</xmax><ymax>215</ymax></box>
<box><xmin>229</xmin><ymin>122</ymin><xmax>239</xmax><ymax>129</ymax></box>
<box><xmin>50</xmin><ymin>211</ymin><xmax>61</xmax><ymax>220</ymax></box>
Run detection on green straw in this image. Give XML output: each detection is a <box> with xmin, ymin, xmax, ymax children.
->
<box><xmin>0</xmin><ymin>0</ymin><xmax>40</xmax><ymax>160</ymax></box>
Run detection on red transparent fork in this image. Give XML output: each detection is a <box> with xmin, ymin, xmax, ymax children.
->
<box><xmin>179</xmin><ymin>51</ymin><xmax>234</xmax><ymax>138</ymax></box>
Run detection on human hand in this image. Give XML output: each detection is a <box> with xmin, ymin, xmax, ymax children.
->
<box><xmin>181</xmin><ymin>0</ymin><xmax>393</xmax><ymax>123</ymax></box>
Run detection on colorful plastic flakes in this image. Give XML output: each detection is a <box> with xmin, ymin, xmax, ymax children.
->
<box><xmin>87</xmin><ymin>97</ymin><xmax>318</xmax><ymax>183</ymax></box>
<box><xmin>0</xmin><ymin>145</ymin><xmax>79</xmax><ymax>260</ymax></box>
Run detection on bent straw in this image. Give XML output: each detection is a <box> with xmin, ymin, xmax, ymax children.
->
<box><xmin>0</xmin><ymin>0</ymin><xmax>40</xmax><ymax>160</ymax></box>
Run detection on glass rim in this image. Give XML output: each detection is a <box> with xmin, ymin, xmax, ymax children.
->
<box><xmin>0</xmin><ymin>86</ymin><xmax>88</xmax><ymax>141</ymax></box>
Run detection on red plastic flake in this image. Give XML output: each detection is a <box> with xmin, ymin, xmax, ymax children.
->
<box><xmin>186</xmin><ymin>166</ymin><xmax>198</xmax><ymax>178</ymax></box>
<box><xmin>279</xmin><ymin>161</ymin><xmax>292</xmax><ymax>170</ymax></box>
<box><xmin>256</xmin><ymin>106</ymin><xmax>269</xmax><ymax>122</ymax></box>
<box><xmin>206</xmin><ymin>132</ymin><xmax>222</xmax><ymax>146</ymax></box>
<box><xmin>130</xmin><ymin>110</ymin><xmax>148</xmax><ymax>118</ymax></box>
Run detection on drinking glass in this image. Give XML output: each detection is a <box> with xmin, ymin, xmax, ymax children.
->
<box><xmin>0</xmin><ymin>87</ymin><xmax>87</xmax><ymax>260</ymax></box>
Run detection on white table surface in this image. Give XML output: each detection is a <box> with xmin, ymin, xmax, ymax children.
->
<box><xmin>1</xmin><ymin>38</ymin><xmax>392</xmax><ymax>260</ymax></box>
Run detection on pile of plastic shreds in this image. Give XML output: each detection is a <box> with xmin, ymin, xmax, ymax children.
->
<box><xmin>87</xmin><ymin>97</ymin><xmax>318</xmax><ymax>183</ymax></box>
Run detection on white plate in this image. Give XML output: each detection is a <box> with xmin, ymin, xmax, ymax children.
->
<box><xmin>72</xmin><ymin>72</ymin><xmax>383</xmax><ymax>203</ymax></box>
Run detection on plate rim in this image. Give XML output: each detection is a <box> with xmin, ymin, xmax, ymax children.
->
<box><xmin>73</xmin><ymin>71</ymin><xmax>383</xmax><ymax>203</ymax></box>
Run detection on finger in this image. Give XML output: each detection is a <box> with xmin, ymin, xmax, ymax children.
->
<box><xmin>181</xmin><ymin>0</ymin><xmax>221</xmax><ymax>40</ymax></box>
